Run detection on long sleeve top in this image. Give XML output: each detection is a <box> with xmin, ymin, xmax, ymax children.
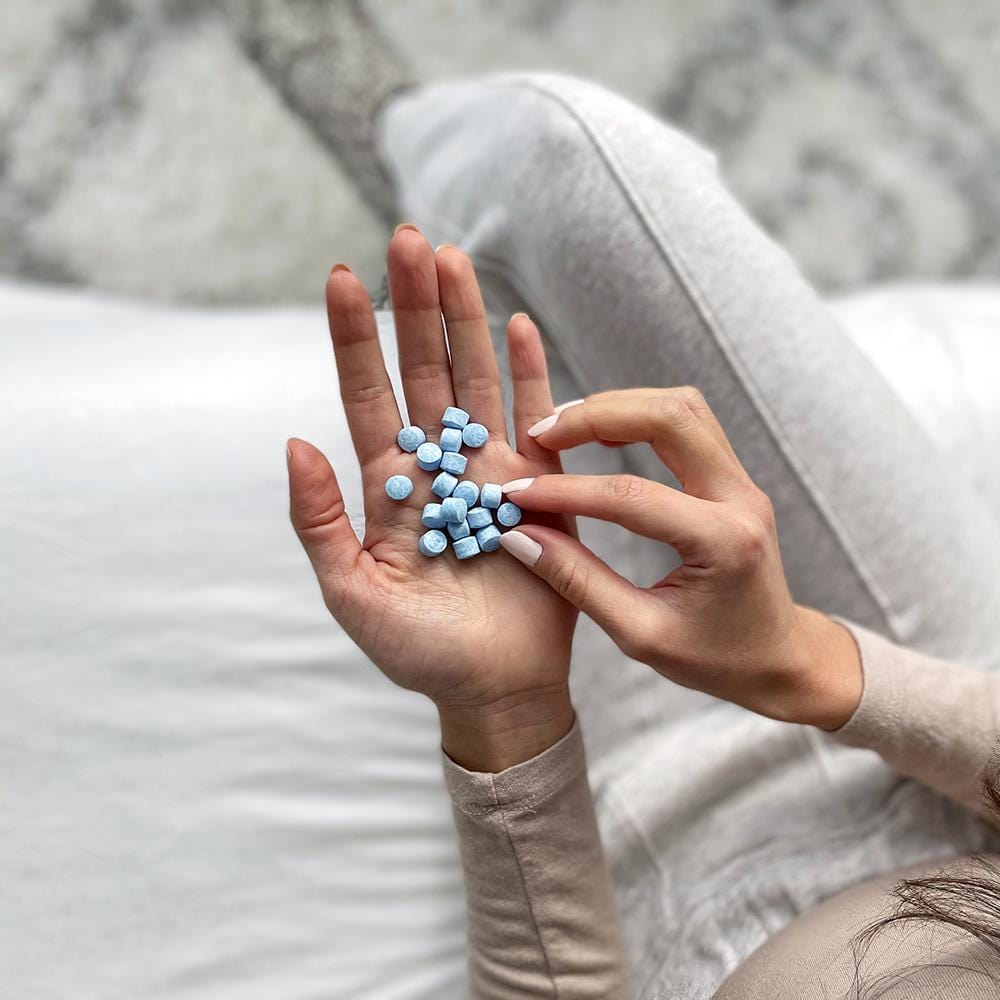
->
<box><xmin>442</xmin><ymin>622</ymin><xmax>1000</xmax><ymax>999</ymax></box>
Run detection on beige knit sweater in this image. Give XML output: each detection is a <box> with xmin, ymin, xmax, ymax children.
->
<box><xmin>443</xmin><ymin>623</ymin><xmax>1000</xmax><ymax>998</ymax></box>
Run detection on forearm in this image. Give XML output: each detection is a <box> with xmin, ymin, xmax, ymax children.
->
<box><xmin>441</xmin><ymin>703</ymin><xmax>632</xmax><ymax>999</ymax></box>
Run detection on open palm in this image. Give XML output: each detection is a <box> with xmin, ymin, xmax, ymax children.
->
<box><xmin>287</xmin><ymin>228</ymin><xmax>577</xmax><ymax>712</ymax></box>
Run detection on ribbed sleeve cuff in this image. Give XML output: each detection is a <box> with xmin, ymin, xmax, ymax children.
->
<box><xmin>442</xmin><ymin>719</ymin><xmax>586</xmax><ymax>816</ymax></box>
<box><xmin>828</xmin><ymin>618</ymin><xmax>910</xmax><ymax>746</ymax></box>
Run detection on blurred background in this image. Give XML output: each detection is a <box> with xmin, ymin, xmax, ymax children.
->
<box><xmin>5</xmin><ymin>3</ymin><xmax>1000</xmax><ymax>999</ymax></box>
<box><xmin>4</xmin><ymin>0</ymin><xmax>1000</xmax><ymax>304</ymax></box>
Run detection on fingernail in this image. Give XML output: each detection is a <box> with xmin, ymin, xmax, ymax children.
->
<box><xmin>527</xmin><ymin>414</ymin><xmax>559</xmax><ymax>437</ymax></box>
<box><xmin>434</xmin><ymin>243</ymin><xmax>457</xmax><ymax>252</ymax></box>
<box><xmin>394</xmin><ymin>223</ymin><xmax>420</xmax><ymax>235</ymax></box>
<box><xmin>499</xmin><ymin>530</ymin><xmax>543</xmax><ymax>567</ymax></box>
<box><xmin>501</xmin><ymin>477</ymin><xmax>534</xmax><ymax>493</ymax></box>
<box><xmin>331</xmin><ymin>263</ymin><xmax>351</xmax><ymax>273</ymax></box>
<box><xmin>527</xmin><ymin>400</ymin><xmax>583</xmax><ymax>437</ymax></box>
<box><xmin>511</xmin><ymin>311</ymin><xmax>530</xmax><ymax>320</ymax></box>
<box><xmin>285</xmin><ymin>440</ymin><xmax>294</xmax><ymax>464</ymax></box>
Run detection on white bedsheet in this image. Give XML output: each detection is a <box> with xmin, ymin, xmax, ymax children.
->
<box><xmin>2</xmin><ymin>280</ymin><xmax>998</xmax><ymax>999</ymax></box>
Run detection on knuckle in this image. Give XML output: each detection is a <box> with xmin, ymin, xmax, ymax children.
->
<box><xmin>452</xmin><ymin>371</ymin><xmax>496</xmax><ymax>395</ymax></box>
<box><xmin>549</xmin><ymin>560</ymin><xmax>591</xmax><ymax>609</ymax></box>
<box><xmin>723</xmin><ymin>512</ymin><xmax>770</xmax><ymax>574</ymax></box>
<box><xmin>676</xmin><ymin>385</ymin><xmax>706</xmax><ymax>410</ymax></box>
<box><xmin>749</xmin><ymin>487</ymin><xmax>776</xmax><ymax>529</ymax></box>
<box><xmin>648</xmin><ymin>392</ymin><xmax>693</xmax><ymax>426</ymax></box>
<box><xmin>609</xmin><ymin>474</ymin><xmax>647</xmax><ymax>502</ymax></box>
<box><xmin>342</xmin><ymin>380</ymin><xmax>393</xmax><ymax>406</ymax></box>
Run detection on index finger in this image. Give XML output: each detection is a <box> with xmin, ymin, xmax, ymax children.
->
<box><xmin>528</xmin><ymin>388</ymin><xmax>749</xmax><ymax>499</ymax></box>
<box><xmin>326</xmin><ymin>266</ymin><xmax>401</xmax><ymax>468</ymax></box>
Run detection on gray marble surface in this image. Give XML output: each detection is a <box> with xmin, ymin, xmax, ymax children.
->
<box><xmin>3</xmin><ymin>0</ymin><xmax>1000</xmax><ymax>304</ymax></box>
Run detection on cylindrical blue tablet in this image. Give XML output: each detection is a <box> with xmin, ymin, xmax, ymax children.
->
<box><xmin>467</xmin><ymin>506</ymin><xmax>492</xmax><ymax>530</ymax></box>
<box><xmin>440</xmin><ymin>451</ymin><xmax>468</xmax><ymax>476</ymax></box>
<box><xmin>396</xmin><ymin>426</ymin><xmax>426</xmax><ymax>453</ymax></box>
<box><xmin>440</xmin><ymin>496</ymin><xmax>468</xmax><ymax>523</ymax></box>
<box><xmin>439</xmin><ymin>427</ymin><xmax>463</xmax><ymax>453</ymax></box>
<box><xmin>416</xmin><ymin>442</ymin><xmax>442</xmax><ymax>471</ymax></box>
<box><xmin>453</xmin><ymin>535</ymin><xmax>481</xmax><ymax>560</ymax></box>
<box><xmin>431</xmin><ymin>472</ymin><xmax>458</xmax><ymax>498</ymax></box>
<box><xmin>453</xmin><ymin>481</ymin><xmax>479</xmax><ymax>507</ymax></box>
<box><xmin>461</xmin><ymin>423</ymin><xmax>488</xmax><ymax>448</ymax></box>
<box><xmin>441</xmin><ymin>406</ymin><xmax>470</xmax><ymax>429</ymax></box>
<box><xmin>418</xmin><ymin>529</ymin><xmax>448</xmax><ymax>557</ymax></box>
<box><xmin>481</xmin><ymin>483</ymin><xmax>502</xmax><ymax>509</ymax></box>
<box><xmin>421</xmin><ymin>502</ymin><xmax>446</xmax><ymax>529</ymax></box>
<box><xmin>447</xmin><ymin>519</ymin><xmax>470</xmax><ymax>540</ymax></box>
<box><xmin>384</xmin><ymin>475</ymin><xmax>413</xmax><ymax>501</ymax></box>
<box><xmin>496</xmin><ymin>501</ymin><xmax>522</xmax><ymax>527</ymax></box>
<box><xmin>477</xmin><ymin>524</ymin><xmax>502</xmax><ymax>553</ymax></box>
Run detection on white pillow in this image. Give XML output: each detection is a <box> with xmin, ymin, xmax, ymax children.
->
<box><xmin>0</xmin><ymin>282</ymin><xmax>469</xmax><ymax>999</ymax></box>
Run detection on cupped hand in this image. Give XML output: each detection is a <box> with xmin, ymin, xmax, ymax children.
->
<box><xmin>496</xmin><ymin>388</ymin><xmax>863</xmax><ymax>730</ymax></box>
<box><xmin>287</xmin><ymin>228</ymin><xmax>577</xmax><ymax>767</ymax></box>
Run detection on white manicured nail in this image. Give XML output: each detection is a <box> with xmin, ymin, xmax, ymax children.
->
<box><xmin>527</xmin><ymin>414</ymin><xmax>558</xmax><ymax>437</ymax></box>
<box><xmin>499</xmin><ymin>530</ymin><xmax>543</xmax><ymax>567</ymax></box>
<box><xmin>501</xmin><ymin>477</ymin><xmax>535</xmax><ymax>493</ymax></box>
<box><xmin>528</xmin><ymin>399</ymin><xmax>583</xmax><ymax>437</ymax></box>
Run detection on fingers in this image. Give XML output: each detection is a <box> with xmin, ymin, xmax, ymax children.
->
<box><xmin>387</xmin><ymin>227</ymin><xmax>456</xmax><ymax>429</ymax></box>
<box><xmin>530</xmin><ymin>388</ymin><xmax>749</xmax><ymax>500</ymax></box>
<box><xmin>435</xmin><ymin>246</ymin><xmax>507</xmax><ymax>441</ymax></box>
<box><xmin>287</xmin><ymin>438</ymin><xmax>361</xmax><ymax>607</ymax></box>
<box><xmin>327</xmin><ymin>266</ymin><xmax>401</xmax><ymax>467</ymax></box>
<box><xmin>507</xmin><ymin>313</ymin><xmax>559</xmax><ymax>463</ymax></box>
<box><xmin>498</xmin><ymin>525</ymin><xmax>666</xmax><ymax>656</ymax></box>
<box><xmin>502</xmin><ymin>473</ymin><xmax>719</xmax><ymax>556</ymax></box>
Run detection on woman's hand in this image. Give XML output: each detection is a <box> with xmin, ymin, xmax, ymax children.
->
<box><xmin>286</xmin><ymin>228</ymin><xmax>577</xmax><ymax>770</ymax></box>
<box><xmin>496</xmin><ymin>388</ymin><xmax>863</xmax><ymax>731</ymax></box>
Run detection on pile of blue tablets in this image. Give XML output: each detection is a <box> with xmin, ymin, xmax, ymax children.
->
<box><xmin>384</xmin><ymin>406</ymin><xmax>522</xmax><ymax>560</ymax></box>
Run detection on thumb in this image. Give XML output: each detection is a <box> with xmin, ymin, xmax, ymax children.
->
<box><xmin>498</xmin><ymin>526</ymin><xmax>655</xmax><ymax>653</ymax></box>
<box><xmin>287</xmin><ymin>438</ymin><xmax>360</xmax><ymax>604</ymax></box>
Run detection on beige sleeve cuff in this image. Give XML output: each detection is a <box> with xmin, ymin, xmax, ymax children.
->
<box><xmin>830</xmin><ymin>620</ymin><xmax>1000</xmax><ymax>821</ymax></box>
<box><xmin>443</xmin><ymin>720</ymin><xmax>632</xmax><ymax>1000</ymax></box>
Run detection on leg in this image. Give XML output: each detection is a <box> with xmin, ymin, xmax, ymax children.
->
<box><xmin>378</xmin><ymin>73</ymin><xmax>1000</xmax><ymax>672</ymax></box>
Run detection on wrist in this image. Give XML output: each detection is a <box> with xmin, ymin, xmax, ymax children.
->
<box><xmin>437</xmin><ymin>684</ymin><xmax>575</xmax><ymax>773</ymax></box>
<box><xmin>786</xmin><ymin>606</ymin><xmax>864</xmax><ymax>730</ymax></box>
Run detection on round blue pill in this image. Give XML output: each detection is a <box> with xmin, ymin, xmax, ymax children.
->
<box><xmin>441</xmin><ymin>496</ymin><xmax>468</xmax><ymax>523</ymax></box>
<box><xmin>416</xmin><ymin>442</ymin><xmax>442</xmax><ymax>471</ymax></box>
<box><xmin>385</xmin><ymin>475</ymin><xmax>413</xmax><ymax>501</ymax></box>
<box><xmin>467</xmin><ymin>506</ymin><xmax>492</xmax><ymax>530</ymax></box>
<box><xmin>447</xmin><ymin>519</ymin><xmax>470</xmax><ymax>540</ymax></box>
<box><xmin>421</xmin><ymin>502</ymin><xmax>446</xmax><ymax>529</ymax></box>
<box><xmin>418</xmin><ymin>529</ymin><xmax>448</xmax><ymax>557</ymax></box>
<box><xmin>439</xmin><ymin>427</ymin><xmax>463</xmax><ymax>453</ymax></box>
<box><xmin>496</xmin><ymin>501</ymin><xmax>522</xmax><ymax>527</ymax></box>
<box><xmin>396</xmin><ymin>426</ymin><xmax>426</xmax><ymax>452</ymax></box>
<box><xmin>440</xmin><ymin>451</ymin><xmax>468</xmax><ymax>476</ymax></box>
<box><xmin>462</xmin><ymin>423</ymin><xmax>488</xmax><ymax>448</ymax></box>
<box><xmin>477</xmin><ymin>524</ymin><xmax>501</xmax><ymax>553</ymax></box>
<box><xmin>431</xmin><ymin>472</ymin><xmax>458</xmax><ymax>498</ymax></box>
<box><xmin>453</xmin><ymin>481</ymin><xmax>479</xmax><ymax>506</ymax></box>
<box><xmin>441</xmin><ymin>406</ymin><xmax>470</xmax><ymax>429</ymax></box>
<box><xmin>453</xmin><ymin>535</ymin><xmax>481</xmax><ymax>560</ymax></box>
<box><xmin>481</xmin><ymin>483</ymin><xmax>502</xmax><ymax>509</ymax></box>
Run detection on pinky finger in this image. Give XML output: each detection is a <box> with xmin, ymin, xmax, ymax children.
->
<box><xmin>498</xmin><ymin>524</ymin><xmax>665</xmax><ymax>657</ymax></box>
<box><xmin>508</xmin><ymin>314</ymin><xmax>559</xmax><ymax>463</ymax></box>
<box><xmin>287</xmin><ymin>438</ymin><xmax>361</xmax><ymax>607</ymax></box>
